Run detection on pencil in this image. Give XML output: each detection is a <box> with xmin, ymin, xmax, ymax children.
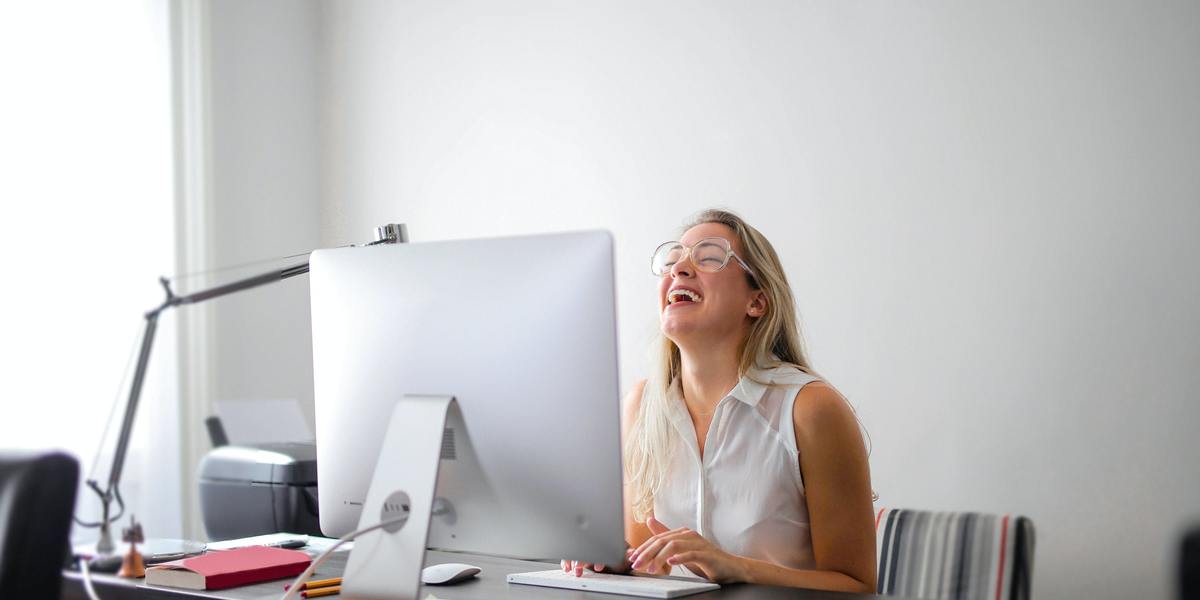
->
<box><xmin>302</xmin><ymin>585</ymin><xmax>341</xmax><ymax>598</ymax></box>
<box><xmin>285</xmin><ymin>576</ymin><xmax>342</xmax><ymax>590</ymax></box>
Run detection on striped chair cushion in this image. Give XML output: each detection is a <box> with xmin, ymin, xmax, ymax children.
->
<box><xmin>874</xmin><ymin>507</ymin><xmax>1034</xmax><ymax>600</ymax></box>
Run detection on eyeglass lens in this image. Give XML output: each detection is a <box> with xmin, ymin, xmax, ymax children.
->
<box><xmin>652</xmin><ymin>239</ymin><xmax>730</xmax><ymax>275</ymax></box>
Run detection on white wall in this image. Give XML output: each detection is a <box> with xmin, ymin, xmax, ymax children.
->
<box><xmin>205</xmin><ymin>0</ymin><xmax>322</xmax><ymax>431</ymax></box>
<box><xmin>314</xmin><ymin>2</ymin><xmax>1200</xmax><ymax>598</ymax></box>
<box><xmin>188</xmin><ymin>0</ymin><xmax>322</xmax><ymax>540</ymax></box>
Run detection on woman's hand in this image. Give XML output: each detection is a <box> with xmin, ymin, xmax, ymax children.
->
<box><xmin>560</xmin><ymin>547</ymin><xmax>634</xmax><ymax>577</ymax></box>
<box><xmin>628</xmin><ymin>517</ymin><xmax>747</xmax><ymax>584</ymax></box>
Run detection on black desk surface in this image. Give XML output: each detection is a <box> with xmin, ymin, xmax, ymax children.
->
<box><xmin>63</xmin><ymin>549</ymin><xmax>892</xmax><ymax>600</ymax></box>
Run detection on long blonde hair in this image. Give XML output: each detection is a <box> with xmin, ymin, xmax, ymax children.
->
<box><xmin>624</xmin><ymin>209</ymin><xmax>816</xmax><ymax>521</ymax></box>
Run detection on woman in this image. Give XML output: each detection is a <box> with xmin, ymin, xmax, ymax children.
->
<box><xmin>562</xmin><ymin>209</ymin><xmax>877</xmax><ymax>593</ymax></box>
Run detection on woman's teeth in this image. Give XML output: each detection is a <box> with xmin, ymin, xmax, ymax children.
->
<box><xmin>668</xmin><ymin>289</ymin><xmax>702</xmax><ymax>304</ymax></box>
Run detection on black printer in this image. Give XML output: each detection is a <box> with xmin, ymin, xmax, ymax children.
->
<box><xmin>197</xmin><ymin>442</ymin><xmax>322</xmax><ymax>540</ymax></box>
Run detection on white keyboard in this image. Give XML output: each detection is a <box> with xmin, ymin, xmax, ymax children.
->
<box><xmin>507</xmin><ymin>569</ymin><xmax>720</xmax><ymax>598</ymax></box>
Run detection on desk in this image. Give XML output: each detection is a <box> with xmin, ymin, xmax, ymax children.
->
<box><xmin>62</xmin><ymin>550</ymin><xmax>891</xmax><ymax>600</ymax></box>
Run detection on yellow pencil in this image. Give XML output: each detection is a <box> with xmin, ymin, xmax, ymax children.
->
<box><xmin>285</xmin><ymin>576</ymin><xmax>342</xmax><ymax>591</ymax></box>
<box><xmin>302</xmin><ymin>585</ymin><xmax>341</xmax><ymax>598</ymax></box>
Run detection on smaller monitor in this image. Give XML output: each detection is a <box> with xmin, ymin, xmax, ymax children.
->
<box><xmin>309</xmin><ymin>230</ymin><xmax>626</xmax><ymax>571</ymax></box>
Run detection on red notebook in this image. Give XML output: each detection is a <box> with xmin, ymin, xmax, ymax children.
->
<box><xmin>144</xmin><ymin>546</ymin><xmax>311</xmax><ymax>590</ymax></box>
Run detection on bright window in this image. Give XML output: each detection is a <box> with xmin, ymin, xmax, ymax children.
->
<box><xmin>0</xmin><ymin>1</ymin><xmax>181</xmax><ymax>540</ymax></box>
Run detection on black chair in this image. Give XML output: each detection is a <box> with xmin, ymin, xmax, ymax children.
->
<box><xmin>0</xmin><ymin>451</ymin><xmax>79</xmax><ymax>599</ymax></box>
<box><xmin>1184</xmin><ymin>523</ymin><xmax>1200</xmax><ymax>600</ymax></box>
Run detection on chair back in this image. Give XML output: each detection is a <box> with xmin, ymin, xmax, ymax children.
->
<box><xmin>0</xmin><ymin>451</ymin><xmax>79</xmax><ymax>598</ymax></box>
<box><xmin>875</xmin><ymin>507</ymin><xmax>1034</xmax><ymax>600</ymax></box>
<box><xmin>1182</xmin><ymin>523</ymin><xmax>1200</xmax><ymax>600</ymax></box>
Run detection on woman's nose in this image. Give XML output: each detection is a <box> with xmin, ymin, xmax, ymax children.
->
<box><xmin>670</xmin><ymin>254</ymin><xmax>694</xmax><ymax>278</ymax></box>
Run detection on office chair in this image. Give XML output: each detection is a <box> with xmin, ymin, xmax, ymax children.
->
<box><xmin>1183</xmin><ymin>523</ymin><xmax>1200</xmax><ymax>600</ymax></box>
<box><xmin>875</xmin><ymin>507</ymin><xmax>1035</xmax><ymax>600</ymax></box>
<box><xmin>0</xmin><ymin>451</ymin><xmax>79</xmax><ymax>599</ymax></box>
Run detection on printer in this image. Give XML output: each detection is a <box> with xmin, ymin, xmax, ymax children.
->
<box><xmin>197</xmin><ymin>442</ymin><xmax>322</xmax><ymax>540</ymax></box>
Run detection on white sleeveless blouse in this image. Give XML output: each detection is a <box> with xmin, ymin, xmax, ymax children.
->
<box><xmin>651</xmin><ymin>364</ymin><xmax>820</xmax><ymax>573</ymax></box>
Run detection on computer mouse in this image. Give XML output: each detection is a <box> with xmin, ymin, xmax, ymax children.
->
<box><xmin>421</xmin><ymin>562</ymin><xmax>482</xmax><ymax>585</ymax></box>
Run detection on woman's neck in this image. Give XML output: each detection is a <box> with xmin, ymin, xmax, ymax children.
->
<box><xmin>677</xmin><ymin>339</ymin><xmax>743</xmax><ymax>415</ymax></box>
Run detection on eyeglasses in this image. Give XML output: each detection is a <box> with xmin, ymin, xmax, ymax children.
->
<box><xmin>650</xmin><ymin>237</ymin><xmax>757</xmax><ymax>280</ymax></box>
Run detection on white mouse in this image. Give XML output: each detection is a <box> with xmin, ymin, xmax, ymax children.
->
<box><xmin>421</xmin><ymin>562</ymin><xmax>482</xmax><ymax>585</ymax></box>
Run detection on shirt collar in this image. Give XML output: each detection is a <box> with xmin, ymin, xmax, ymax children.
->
<box><xmin>729</xmin><ymin>365</ymin><xmax>771</xmax><ymax>407</ymax></box>
<box><xmin>667</xmin><ymin>360</ymin><xmax>782</xmax><ymax>410</ymax></box>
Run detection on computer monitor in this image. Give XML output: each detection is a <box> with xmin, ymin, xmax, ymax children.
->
<box><xmin>309</xmin><ymin>230</ymin><xmax>625</xmax><ymax>569</ymax></box>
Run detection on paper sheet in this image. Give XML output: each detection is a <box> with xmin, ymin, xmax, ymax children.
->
<box><xmin>214</xmin><ymin>398</ymin><xmax>313</xmax><ymax>444</ymax></box>
<box><xmin>207</xmin><ymin>533</ymin><xmax>354</xmax><ymax>554</ymax></box>
<box><xmin>206</xmin><ymin>533</ymin><xmax>309</xmax><ymax>551</ymax></box>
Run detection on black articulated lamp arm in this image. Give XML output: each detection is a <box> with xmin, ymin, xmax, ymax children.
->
<box><xmin>84</xmin><ymin>223</ymin><xmax>408</xmax><ymax>554</ymax></box>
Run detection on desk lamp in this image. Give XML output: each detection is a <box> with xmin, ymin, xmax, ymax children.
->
<box><xmin>78</xmin><ymin>224</ymin><xmax>408</xmax><ymax>556</ymax></box>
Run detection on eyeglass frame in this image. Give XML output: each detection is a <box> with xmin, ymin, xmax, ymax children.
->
<box><xmin>650</xmin><ymin>237</ymin><xmax>758</xmax><ymax>282</ymax></box>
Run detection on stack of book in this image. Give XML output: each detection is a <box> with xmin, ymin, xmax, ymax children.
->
<box><xmin>144</xmin><ymin>545</ymin><xmax>311</xmax><ymax>591</ymax></box>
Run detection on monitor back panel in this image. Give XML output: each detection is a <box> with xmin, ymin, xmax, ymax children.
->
<box><xmin>309</xmin><ymin>230</ymin><xmax>625</xmax><ymax>565</ymax></box>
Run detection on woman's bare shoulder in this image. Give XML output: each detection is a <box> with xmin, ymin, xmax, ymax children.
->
<box><xmin>791</xmin><ymin>381</ymin><xmax>860</xmax><ymax>444</ymax></box>
<box><xmin>622</xmin><ymin>379</ymin><xmax>649</xmax><ymax>416</ymax></box>
<box><xmin>621</xmin><ymin>379</ymin><xmax>649</xmax><ymax>437</ymax></box>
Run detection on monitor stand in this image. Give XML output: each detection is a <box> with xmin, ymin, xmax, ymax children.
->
<box><xmin>341</xmin><ymin>394</ymin><xmax>460</xmax><ymax>600</ymax></box>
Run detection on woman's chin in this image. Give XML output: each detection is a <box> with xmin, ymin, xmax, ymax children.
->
<box><xmin>660</xmin><ymin>315</ymin><xmax>699</xmax><ymax>341</ymax></box>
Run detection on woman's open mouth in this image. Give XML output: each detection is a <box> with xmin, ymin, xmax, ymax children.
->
<box><xmin>666</xmin><ymin>288</ymin><xmax>703</xmax><ymax>307</ymax></box>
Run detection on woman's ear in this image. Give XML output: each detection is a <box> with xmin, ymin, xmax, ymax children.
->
<box><xmin>747</xmin><ymin>291</ymin><xmax>768</xmax><ymax>318</ymax></box>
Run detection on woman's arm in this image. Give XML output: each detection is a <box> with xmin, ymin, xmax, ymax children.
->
<box><xmin>760</xmin><ymin>381</ymin><xmax>876</xmax><ymax>592</ymax></box>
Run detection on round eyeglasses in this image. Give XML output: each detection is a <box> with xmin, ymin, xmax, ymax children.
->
<box><xmin>650</xmin><ymin>237</ymin><xmax>757</xmax><ymax>280</ymax></box>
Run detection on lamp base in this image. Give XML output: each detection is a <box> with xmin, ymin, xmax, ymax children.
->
<box><xmin>75</xmin><ymin>538</ymin><xmax>205</xmax><ymax>572</ymax></box>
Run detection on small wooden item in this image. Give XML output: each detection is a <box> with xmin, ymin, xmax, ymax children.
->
<box><xmin>118</xmin><ymin>515</ymin><xmax>146</xmax><ymax>578</ymax></box>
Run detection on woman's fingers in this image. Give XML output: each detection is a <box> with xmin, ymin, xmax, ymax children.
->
<box><xmin>637</xmin><ymin>540</ymin><xmax>675</xmax><ymax>574</ymax></box>
<box><xmin>666</xmin><ymin>551</ymin><xmax>715</xmax><ymax>580</ymax></box>
<box><xmin>635</xmin><ymin>536</ymin><xmax>702</xmax><ymax>574</ymax></box>
<box><xmin>630</xmin><ymin>526</ymin><xmax>689</xmax><ymax>565</ymax></box>
<box><xmin>631</xmin><ymin>533</ymin><xmax>677</xmax><ymax>572</ymax></box>
<box><xmin>566</xmin><ymin>534</ymin><xmax>706</xmax><ymax>579</ymax></box>
<box><xmin>563</xmin><ymin>544</ymin><xmax>635</xmax><ymax>576</ymax></box>
<box><xmin>650</xmin><ymin>539</ymin><xmax>704</xmax><ymax>574</ymax></box>
<box><xmin>666</xmin><ymin>551</ymin><xmax>704</xmax><ymax>567</ymax></box>
<box><xmin>628</xmin><ymin>528</ymin><xmax>696</xmax><ymax>568</ymax></box>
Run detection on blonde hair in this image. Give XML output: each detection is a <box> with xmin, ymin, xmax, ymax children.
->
<box><xmin>624</xmin><ymin>209</ymin><xmax>817</xmax><ymax>521</ymax></box>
